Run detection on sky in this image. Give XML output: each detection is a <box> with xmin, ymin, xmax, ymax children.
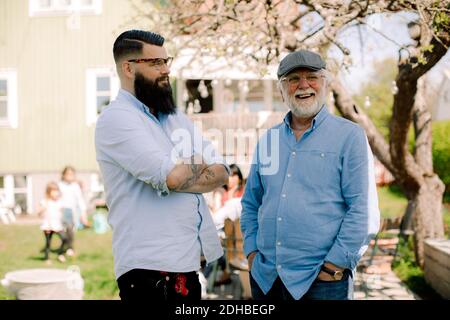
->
<box><xmin>329</xmin><ymin>12</ymin><xmax>450</xmax><ymax>95</ymax></box>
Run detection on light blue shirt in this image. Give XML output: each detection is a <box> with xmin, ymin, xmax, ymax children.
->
<box><xmin>241</xmin><ymin>106</ymin><xmax>380</xmax><ymax>300</ymax></box>
<box><xmin>95</xmin><ymin>89</ymin><xmax>224</xmax><ymax>279</ymax></box>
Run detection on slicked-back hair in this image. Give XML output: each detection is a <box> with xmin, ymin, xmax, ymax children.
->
<box><xmin>113</xmin><ymin>30</ymin><xmax>165</xmax><ymax>62</ymax></box>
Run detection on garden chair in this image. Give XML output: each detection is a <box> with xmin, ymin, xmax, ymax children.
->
<box><xmin>366</xmin><ymin>202</ymin><xmax>415</xmax><ymax>267</ymax></box>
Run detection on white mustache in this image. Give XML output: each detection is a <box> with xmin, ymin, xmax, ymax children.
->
<box><xmin>294</xmin><ymin>90</ymin><xmax>315</xmax><ymax>96</ymax></box>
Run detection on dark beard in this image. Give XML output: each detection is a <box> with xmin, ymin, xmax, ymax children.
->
<box><xmin>134</xmin><ymin>72</ymin><xmax>177</xmax><ymax>116</ymax></box>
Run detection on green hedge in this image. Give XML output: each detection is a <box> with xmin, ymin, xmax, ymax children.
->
<box><xmin>433</xmin><ymin>121</ymin><xmax>450</xmax><ymax>198</ymax></box>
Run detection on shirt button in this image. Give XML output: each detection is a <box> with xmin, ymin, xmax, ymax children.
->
<box><xmin>282</xmin><ymin>194</ymin><xmax>286</xmax><ymax>198</ymax></box>
<box><xmin>320</xmin><ymin>153</ymin><xmax>325</xmax><ymax>157</ymax></box>
<box><xmin>278</xmin><ymin>217</ymin><xmax>282</xmax><ymax>221</ymax></box>
<box><xmin>292</xmin><ymin>151</ymin><xmax>296</xmax><ymax>156</ymax></box>
<box><xmin>277</xmin><ymin>241</ymin><xmax>281</xmax><ymax>246</ymax></box>
<box><xmin>277</xmin><ymin>265</ymin><xmax>282</xmax><ymax>270</ymax></box>
<box><xmin>287</xmin><ymin>173</ymin><xmax>291</xmax><ymax>178</ymax></box>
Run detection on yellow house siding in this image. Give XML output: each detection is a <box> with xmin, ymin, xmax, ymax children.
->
<box><xmin>0</xmin><ymin>0</ymin><xmax>144</xmax><ymax>173</ymax></box>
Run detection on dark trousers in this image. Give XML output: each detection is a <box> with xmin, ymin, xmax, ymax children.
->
<box><xmin>62</xmin><ymin>208</ymin><xmax>75</xmax><ymax>250</ymax></box>
<box><xmin>250</xmin><ymin>271</ymin><xmax>353</xmax><ymax>300</ymax></box>
<box><xmin>201</xmin><ymin>255</ymin><xmax>226</xmax><ymax>279</ymax></box>
<box><xmin>43</xmin><ymin>230</ymin><xmax>67</xmax><ymax>259</ymax></box>
<box><xmin>64</xmin><ymin>223</ymin><xmax>74</xmax><ymax>250</ymax></box>
<box><xmin>117</xmin><ymin>269</ymin><xmax>201</xmax><ymax>302</ymax></box>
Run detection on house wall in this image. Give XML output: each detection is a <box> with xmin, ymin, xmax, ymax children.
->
<box><xmin>0</xmin><ymin>0</ymin><xmax>142</xmax><ymax>173</ymax></box>
<box><xmin>0</xmin><ymin>0</ymin><xmax>150</xmax><ymax>213</ymax></box>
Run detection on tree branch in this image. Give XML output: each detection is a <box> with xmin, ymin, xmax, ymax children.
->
<box><xmin>331</xmin><ymin>76</ymin><xmax>394</xmax><ymax>173</ymax></box>
<box><xmin>389</xmin><ymin>36</ymin><xmax>448</xmax><ymax>196</ymax></box>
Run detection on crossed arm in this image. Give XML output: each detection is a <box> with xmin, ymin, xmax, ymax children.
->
<box><xmin>166</xmin><ymin>155</ymin><xmax>229</xmax><ymax>194</ymax></box>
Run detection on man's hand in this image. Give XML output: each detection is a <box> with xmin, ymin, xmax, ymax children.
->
<box><xmin>167</xmin><ymin>155</ymin><xmax>229</xmax><ymax>193</ymax></box>
<box><xmin>317</xmin><ymin>261</ymin><xmax>345</xmax><ymax>281</ymax></box>
<box><xmin>247</xmin><ymin>251</ymin><xmax>258</xmax><ymax>271</ymax></box>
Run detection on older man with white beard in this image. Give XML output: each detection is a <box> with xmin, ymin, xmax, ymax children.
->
<box><xmin>240</xmin><ymin>50</ymin><xmax>380</xmax><ymax>300</ymax></box>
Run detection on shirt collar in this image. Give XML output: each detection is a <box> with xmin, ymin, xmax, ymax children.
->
<box><xmin>117</xmin><ymin>88</ymin><xmax>162</xmax><ymax>122</ymax></box>
<box><xmin>283</xmin><ymin>104</ymin><xmax>329</xmax><ymax>132</ymax></box>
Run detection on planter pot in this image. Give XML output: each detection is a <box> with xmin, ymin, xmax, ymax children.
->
<box><xmin>1</xmin><ymin>268</ymin><xmax>84</xmax><ymax>300</ymax></box>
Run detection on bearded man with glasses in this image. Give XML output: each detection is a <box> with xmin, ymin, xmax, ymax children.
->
<box><xmin>95</xmin><ymin>30</ymin><xmax>229</xmax><ymax>302</ymax></box>
<box><xmin>241</xmin><ymin>49</ymin><xmax>380</xmax><ymax>300</ymax></box>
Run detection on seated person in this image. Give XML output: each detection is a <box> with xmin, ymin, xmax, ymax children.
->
<box><xmin>202</xmin><ymin>164</ymin><xmax>245</xmax><ymax>286</ymax></box>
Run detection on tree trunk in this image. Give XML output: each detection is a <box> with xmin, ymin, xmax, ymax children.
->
<box><xmin>410</xmin><ymin>77</ymin><xmax>446</xmax><ymax>267</ymax></box>
<box><xmin>331</xmin><ymin>41</ymin><xmax>448</xmax><ymax>267</ymax></box>
<box><xmin>411</xmin><ymin>176</ymin><xmax>445</xmax><ymax>267</ymax></box>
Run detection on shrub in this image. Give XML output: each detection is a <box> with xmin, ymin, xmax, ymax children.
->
<box><xmin>432</xmin><ymin>121</ymin><xmax>450</xmax><ymax>199</ymax></box>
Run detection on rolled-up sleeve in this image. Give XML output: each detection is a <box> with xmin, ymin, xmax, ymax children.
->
<box><xmin>95</xmin><ymin>108</ymin><xmax>176</xmax><ymax>197</ymax></box>
<box><xmin>324</xmin><ymin>127</ymin><xmax>380</xmax><ymax>269</ymax></box>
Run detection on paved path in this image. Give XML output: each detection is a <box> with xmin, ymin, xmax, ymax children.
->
<box><xmin>354</xmin><ymin>269</ymin><xmax>418</xmax><ymax>300</ymax></box>
<box><xmin>354</xmin><ymin>241</ymin><xmax>419</xmax><ymax>300</ymax></box>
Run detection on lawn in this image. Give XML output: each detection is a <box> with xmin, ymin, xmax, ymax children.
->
<box><xmin>0</xmin><ymin>185</ymin><xmax>448</xmax><ymax>300</ymax></box>
<box><xmin>376</xmin><ymin>185</ymin><xmax>450</xmax><ymax>300</ymax></box>
<box><xmin>377</xmin><ymin>185</ymin><xmax>408</xmax><ymax>219</ymax></box>
<box><xmin>0</xmin><ymin>223</ymin><xmax>118</xmax><ymax>300</ymax></box>
<box><xmin>377</xmin><ymin>185</ymin><xmax>450</xmax><ymax>233</ymax></box>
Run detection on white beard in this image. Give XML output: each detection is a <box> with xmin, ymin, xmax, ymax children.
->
<box><xmin>287</xmin><ymin>88</ymin><xmax>326</xmax><ymax>118</ymax></box>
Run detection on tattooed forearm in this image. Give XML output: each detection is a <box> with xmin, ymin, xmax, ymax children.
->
<box><xmin>203</xmin><ymin>168</ymin><xmax>216</xmax><ymax>181</ymax></box>
<box><xmin>177</xmin><ymin>166</ymin><xmax>201</xmax><ymax>190</ymax></box>
<box><xmin>167</xmin><ymin>153</ymin><xmax>228</xmax><ymax>193</ymax></box>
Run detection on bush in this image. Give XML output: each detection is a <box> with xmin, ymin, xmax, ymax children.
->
<box><xmin>392</xmin><ymin>237</ymin><xmax>443</xmax><ymax>299</ymax></box>
<box><xmin>432</xmin><ymin>121</ymin><xmax>450</xmax><ymax>199</ymax></box>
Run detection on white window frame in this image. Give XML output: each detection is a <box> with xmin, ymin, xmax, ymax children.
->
<box><xmin>85</xmin><ymin>67</ymin><xmax>119</xmax><ymax>126</ymax></box>
<box><xmin>0</xmin><ymin>69</ymin><xmax>18</xmax><ymax>128</ymax></box>
<box><xmin>29</xmin><ymin>0</ymin><xmax>102</xmax><ymax>17</ymax></box>
<box><xmin>0</xmin><ymin>175</ymin><xmax>33</xmax><ymax>214</ymax></box>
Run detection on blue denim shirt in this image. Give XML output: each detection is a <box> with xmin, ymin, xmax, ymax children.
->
<box><xmin>241</xmin><ymin>106</ymin><xmax>380</xmax><ymax>300</ymax></box>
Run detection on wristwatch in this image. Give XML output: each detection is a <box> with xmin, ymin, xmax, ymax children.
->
<box><xmin>320</xmin><ymin>265</ymin><xmax>344</xmax><ymax>280</ymax></box>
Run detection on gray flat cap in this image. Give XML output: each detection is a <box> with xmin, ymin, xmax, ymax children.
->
<box><xmin>277</xmin><ymin>50</ymin><xmax>326</xmax><ymax>79</ymax></box>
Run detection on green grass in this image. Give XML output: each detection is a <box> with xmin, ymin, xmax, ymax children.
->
<box><xmin>376</xmin><ymin>186</ymin><xmax>449</xmax><ymax>299</ymax></box>
<box><xmin>0</xmin><ymin>186</ymin><xmax>447</xmax><ymax>300</ymax></box>
<box><xmin>0</xmin><ymin>224</ymin><xmax>118</xmax><ymax>300</ymax></box>
<box><xmin>377</xmin><ymin>185</ymin><xmax>408</xmax><ymax>219</ymax></box>
<box><xmin>443</xmin><ymin>204</ymin><xmax>450</xmax><ymax>237</ymax></box>
<box><xmin>377</xmin><ymin>186</ymin><xmax>450</xmax><ymax>236</ymax></box>
<box><xmin>372</xmin><ymin>185</ymin><xmax>450</xmax><ymax>299</ymax></box>
<box><xmin>392</xmin><ymin>237</ymin><xmax>443</xmax><ymax>300</ymax></box>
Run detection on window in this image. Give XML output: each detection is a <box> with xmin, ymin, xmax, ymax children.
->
<box><xmin>0</xmin><ymin>175</ymin><xmax>32</xmax><ymax>214</ymax></box>
<box><xmin>185</xmin><ymin>80</ymin><xmax>213</xmax><ymax>113</ymax></box>
<box><xmin>0</xmin><ymin>70</ymin><xmax>18</xmax><ymax>128</ymax></box>
<box><xmin>85</xmin><ymin>68</ymin><xmax>119</xmax><ymax>125</ymax></box>
<box><xmin>29</xmin><ymin>0</ymin><xmax>102</xmax><ymax>16</ymax></box>
<box><xmin>215</xmin><ymin>79</ymin><xmax>284</xmax><ymax>113</ymax></box>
